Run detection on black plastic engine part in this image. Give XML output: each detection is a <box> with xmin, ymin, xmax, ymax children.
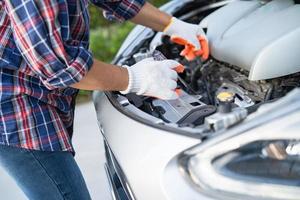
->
<box><xmin>177</xmin><ymin>105</ymin><xmax>216</xmax><ymax>126</ymax></box>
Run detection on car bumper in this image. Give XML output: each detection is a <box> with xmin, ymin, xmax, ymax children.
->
<box><xmin>93</xmin><ymin>91</ymin><xmax>201</xmax><ymax>200</ymax></box>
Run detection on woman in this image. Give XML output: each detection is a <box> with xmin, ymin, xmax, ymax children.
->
<box><xmin>0</xmin><ymin>0</ymin><xmax>208</xmax><ymax>199</ymax></box>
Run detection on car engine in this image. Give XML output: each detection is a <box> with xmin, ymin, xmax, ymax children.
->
<box><xmin>124</xmin><ymin>40</ymin><xmax>300</xmax><ymax>131</ymax></box>
<box><xmin>117</xmin><ymin>0</ymin><xmax>300</xmax><ymax>132</ymax></box>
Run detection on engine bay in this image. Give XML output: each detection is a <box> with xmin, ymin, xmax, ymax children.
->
<box><xmin>120</xmin><ymin>38</ymin><xmax>300</xmax><ymax>132</ymax></box>
<box><xmin>114</xmin><ymin>0</ymin><xmax>300</xmax><ymax>133</ymax></box>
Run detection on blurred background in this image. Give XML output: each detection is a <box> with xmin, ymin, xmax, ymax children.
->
<box><xmin>77</xmin><ymin>0</ymin><xmax>169</xmax><ymax>103</ymax></box>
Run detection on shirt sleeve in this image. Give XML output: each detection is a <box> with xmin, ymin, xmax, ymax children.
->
<box><xmin>90</xmin><ymin>0</ymin><xmax>146</xmax><ymax>22</ymax></box>
<box><xmin>4</xmin><ymin>0</ymin><xmax>93</xmax><ymax>90</ymax></box>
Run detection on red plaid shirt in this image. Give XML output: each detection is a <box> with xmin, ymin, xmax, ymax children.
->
<box><xmin>0</xmin><ymin>0</ymin><xmax>145</xmax><ymax>152</ymax></box>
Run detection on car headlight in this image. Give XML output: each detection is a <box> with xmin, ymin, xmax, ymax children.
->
<box><xmin>179</xmin><ymin>89</ymin><xmax>300</xmax><ymax>200</ymax></box>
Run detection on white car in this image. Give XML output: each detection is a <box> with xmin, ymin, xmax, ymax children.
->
<box><xmin>93</xmin><ymin>0</ymin><xmax>300</xmax><ymax>199</ymax></box>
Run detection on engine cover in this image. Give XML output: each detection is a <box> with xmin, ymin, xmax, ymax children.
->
<box><xmin>201</xmin><ymin>0</ymin><xmax>300</xmax><ymax>80</ymax></box>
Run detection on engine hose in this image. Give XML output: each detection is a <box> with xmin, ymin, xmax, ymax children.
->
<box><xmin>191</xmin><ymin>61</ymin><xmax>212</xmax><ymax>91</ymax></box>
<box><xmin>246</xmin><ymin>98</ymin><xmax>278</xmax><ymax>114</ymax></box>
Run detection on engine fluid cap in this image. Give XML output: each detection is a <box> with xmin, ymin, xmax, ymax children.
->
<box><xmin>217</xmin><ymin>91</ymin><xmax>235</xmax><ymax>103</ymax></box>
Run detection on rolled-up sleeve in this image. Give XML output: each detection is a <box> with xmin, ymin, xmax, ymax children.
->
<box><xmin>90</xmin><ymin>0</ymin><xmax>146</xmax><ymax>22</ymax></box>
<box><xmin>4</xmin><ymin>0</ymin><xmax>93</xmax><ymax>90</ymax></box>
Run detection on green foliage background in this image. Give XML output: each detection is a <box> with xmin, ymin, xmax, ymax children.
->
<box><xmin>78</xmin><ymin>0</ymin><xmax>169</xmax><ymax>101</ymax></box>
<box><xmin>89</xmin><ymin>0</ymin><xmax>168</xmax><ymax>62</ymax></box>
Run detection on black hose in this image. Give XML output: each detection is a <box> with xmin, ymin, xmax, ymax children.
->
<box><xmin>246</xmin><ymin>98</ymin><xmax>279</xmax><ymax>114</ymax></box>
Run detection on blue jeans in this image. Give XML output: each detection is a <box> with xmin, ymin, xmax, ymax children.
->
<box><xmin>0</xmin><ymin>144</ymin><xmax>91</xmax><ymax>200</ymax></box>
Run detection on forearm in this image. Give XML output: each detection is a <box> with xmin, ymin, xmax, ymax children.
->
<box><xmin>70</xmin><ymin>59</ymin><xmax>128</xmax><ymax>91</ymax></box>
<box><xmin>131</xmin><ymin>2</ymin><xmax>171</xmax><ymax>32</ymax></box>
<box><xmin>70</xmin><ymin>3</ymin><xmax>171</xmax><ymax>92</ymax></box>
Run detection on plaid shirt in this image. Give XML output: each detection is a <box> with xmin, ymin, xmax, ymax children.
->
<box><xmin>0</xmin><ymin>0</ymin><xmax>145</xmax><ymax>152</ymax></box>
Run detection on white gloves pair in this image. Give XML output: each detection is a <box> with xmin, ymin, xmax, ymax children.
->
<box><xmin>121</xmin><ymin>17</ymin><xmax>209</xmax><ymax>100</ymax></box>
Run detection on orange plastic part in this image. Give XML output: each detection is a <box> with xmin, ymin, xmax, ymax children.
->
<box><xmin>196</xmin><ymin>36</ymin><xmax>209</xmax><ymax>60</ymax></box>
<box><xmin>175</xmin><ymin>88</ymin><xmax>182</xmax><ymax>96</ymax></box>
<box><xmin>174</xmin><ymin>65</ymin><xmax>184</xmax><ymax>97</ymax></box>
<box><xmin>170</xmin><ymin>35</ymin><xmax>209</xmax><ymax>61</ymax></box>
<box><xmin>174</xmin><ymin>64</ymin><xmax>185</xmax><ymax>73</ymax></box>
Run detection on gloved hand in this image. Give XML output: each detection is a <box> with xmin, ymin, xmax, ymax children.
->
<box><xmin>120</xmin><ymin>58</ymin><xmax>183</xmax><ymax>100</ymax></box>
<box><xmin>164</xmin><ymin>17</ymin><xmax>209</xmax><ymax>61</ymax></box>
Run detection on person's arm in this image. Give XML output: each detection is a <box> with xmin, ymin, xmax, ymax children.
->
<box><xmin>71</xmin><ymin>57</ymin><xmax>182</xmax><ymax>100</ymax></box>
<box><xmin>71</xmin><ymin>60</ymin><xmax>128</xmax><ymax>91</ymax></box>
<box><xmin>131</xmin><ymin>2</ymin><xmax>209</xmax><ymax>61</ymax></box>
<box><xmin>130</xmin><ymin>2</ymin><xmax>172</xmax><ymax>32</ymax></box>
<box><xmin>4</xmin><ymin>0</ymin><xmax>127</xmax><ymax>92</ymax></box>
<box><xmin>71</xmin><ymin>2</ymin><xmax>171</xmax><ymax>91</ymax></box>
<box><xmin>91</xmin><ymin>0</ymin><xmax>209</xmax><ymax>61</ymax></box>
<box><xmin>73</xmin><ymin>0</ymin><xmax>209</xmax><ymax>99</ymax></box>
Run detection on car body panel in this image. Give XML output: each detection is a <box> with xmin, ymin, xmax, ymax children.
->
<box><xmin>93</xmin><ymin>92</ymin><xmax>199</xmax><ymax>200</ymax></box>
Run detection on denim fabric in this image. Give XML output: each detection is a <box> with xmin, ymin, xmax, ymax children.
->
<box><xmin>0</xmin><ymin>145</ymin><xmax>91</xmax><ymax>200</ymax></box>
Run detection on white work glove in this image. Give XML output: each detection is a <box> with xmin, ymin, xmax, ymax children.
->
<box><xmin>120</xmin><ymin>58</ymin><xmax>182</xmax><ymax>100</ymax></box>
<box><xmin>164</xmin><ymin>17</ymin><xmax>209</xmax><ymax>61</ymax></box>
